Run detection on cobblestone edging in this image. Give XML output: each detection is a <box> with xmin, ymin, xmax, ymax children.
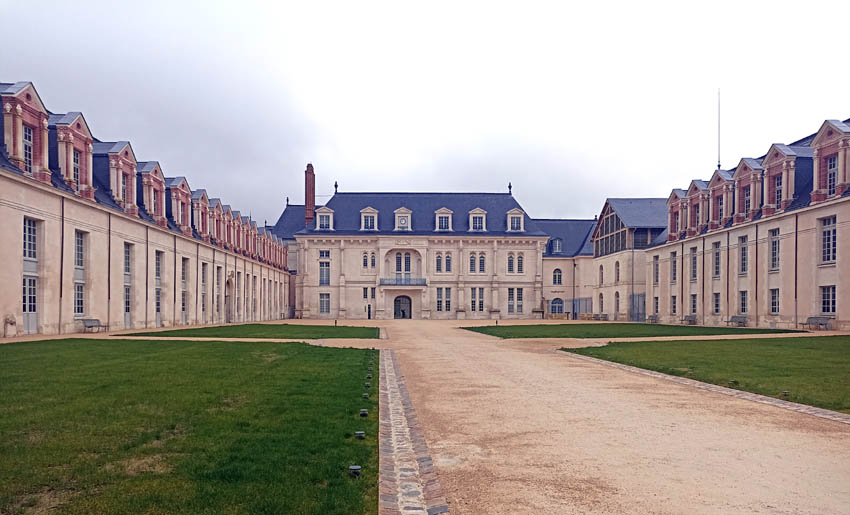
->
<box><xmin>379</xmin><ymin>350</ymin><xmax>449</xmax><ymax>515</ymax></box>
<box><xmin>565</xmin><ymin>352</ymin><xmax>850</xmax><ymax>426</ymax></box>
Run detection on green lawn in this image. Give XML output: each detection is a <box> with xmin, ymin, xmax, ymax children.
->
<box><xmin>0</xmin><ymin>339</ymin><xmax>379</xmax><ymax>514</ymax></box>
<box><xmin>466</xmin><ymin>323</ymin><xmax>800</xmax><ymax>339</ymax></box>
<box><xmin>132</xmin><ymin>323</ymin><xmax>380</xmax><ymax>340</ymax></box>
<box><xmin>565</xmin><ymin>336</ymin><xmax>850</xmax><ymax>413</ymax></box>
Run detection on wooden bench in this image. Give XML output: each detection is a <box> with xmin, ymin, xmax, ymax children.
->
<box><xmin>646</xmin><ymin>315</ymin><xmax>658</xmax><ymax>324</ymax></box>
<box><xmin>683</xmin><ymin>315</ymin><xmax>697</xmax><ymax>325</ymax></box>
<box><xmin>803</xmin><ymin>316</ymin><xmax>831</xmax><ymax>330</ymax></box>
<box><xmin>727</xmin><ymin>315</ymin><xmax>748</xmax><ymax>327</ymax></box>
<box><xmin>81</xmin><ymin>318</ymin><xmax>105</xmax><ymax>333</ymax></box>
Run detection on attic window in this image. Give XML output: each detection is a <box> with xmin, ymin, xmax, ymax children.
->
<box><xmin>552</xmin><ymin>239</ymin><xmax>562</xmax><ymax>253</ymax></box>
<box><xmin>123</xmin><ymin>151</ymin><xmax>128</xmax><ymax>157</ymax></box>
<box><xmin>25</xmin><ymin>93</ymin><xmax>32</xmax><ymax>101</ymax></box>
<box><xmin>472</xmin><ymin>216</ymin><xmax>484</xmax><ymax>231</ymax></box>
<box><xmin>76</xmin><ymin>123</ymin><xmax>81</xmax><ymax>129</ymax></box>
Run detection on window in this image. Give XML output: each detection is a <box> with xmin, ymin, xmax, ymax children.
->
<box><xmin>469</xmin><ymin>253</ymin><xmax>475</xmax><ymax>273</ymax></box>
<box><xmin>743</xmin><ymin>185</ymin><xmax>751</xmax><ymax>213</ymax></box>
<box><xmin>739</xmin><ymin>290</ymin><xmax>748</xmax><ymax>314</ymax></box>
<box><xmin>712</xmin><ymin>242</ymin><xmax>721</xmax><ymax>277</ymax></box>
<box><xmin>615</xmin><ymin>291</ymin><xmax>620</xmax><ymax>314</ymax></box>
<box><xmin>614</xmin><ymin>261</ymin><xmax>620</xmax><ymax>283</ymax></box>
<box><xmin>821</xmin><ymin>285</ymin><xmax>836</xmax><ymax>315</ymax></box>
<box><xmin>363</xmin><ymin>253</ymin><xmax>368</xmax><ymax>268</ymax></box>
<box><xmin>774</xmin><ymin>175</ymin><xmax>782</xmax><ymax>205</ymax></box>
<box><xmin>712</xmin><ymin>292</ymin><xmax>720</xmax><ymax>314</ymax></box>
<box><xmin>155</xmin><ymin>251</ymin><xmax>163</xmax><ymax>279</ymax></box>
<box><xmin>653</xmin><ymin>296</ymin><xmax>659</xmax><ymax>315</ymax></box>
<box><xmin>22</xmin><ymin>125</ymin><xmax>37</xmax><ymax>175</ymax></box>
<box><xmin>739</xmin><ymin>236</ymin><xmax>748</xmax><ymax>274</ymax></box>
<box><xmin>599</xmin><ymin>265</ymin><xmax>604</xmax><ymax>286</ymax></box>
<box><xmin>551</xmin><ymin>298</ymin><xmax>564</xmax><ymax>314</ymax></box>
<box><xmin>319</xmin><ymin>250</ymin><xmax>330</xmax><ymax>259</ymax></box>
<box><xmin>472</xmin><ymin>215</ymin><xmax>484</xmax><ymax>231</ymax></box>
<box><xmin>405</xmin><ymin>253</ymin><xmax>411</xmax><ymax>276</ymax></box>
<box><xmin>74</xmin><ymin>283</ymin><xmax>84</xmax><ymax>316</ymax></box>
<box><xmin>445</xmin><ymin>288</ymin><xmax>451</xmax><ymax>311</ymax></box>
<box><xmin>371</xmin><ymin>287</ymin><xmax>375</xmax><ymax>299</ymax></box>
<box><xmin>124</xmin><ymin>243</ymin><xmax>132</xmax><ymax>275</ymax></box>
<box><xmin>438</xmin><ymin>215</ymin><xmax>450</xmax><ymax>231</ymax></box>
<box><xmin>690</xmin><ymin>247</ymin><xmax>697</xmax><ymax>281</ymax></box>
<box><xmin>553</xmin><ymin>268</ymin><xmax>562</xmax><ymax>285</ymax></box>
<box><xmin>436</xmin><ymin>287</ymin><xmax>443</xmax><ymax>312</ymax></box>
<box><xmin>716</xmin><ymin>195</ymin><xmax>724</xmax><ymax>220</ymax></box>
<box><xmin>156</xmin><ymin>287</ymin><xmax>162</xmax><ymax>314</ymax></box>
<box><xmin>436</xmin><ymin>254</ymin><xmax>442</xmax><ymax>273</ymax></box>
<box><xmin>121</xmin><ymin>174</ymin><xmax>127</xmax><ymax>202</ymax></box>
<box><xmin>470</xmin><ymin>288</ymin><xmax>477</xmax><ymax>312</ymax></box>
<box><xmin>599</xmin><ymin>293</ymin><xmax>604</xmax><ymax>313</ymax></box>
<box><xmin>201</xmin><ymin>263</ymin><xmax>207</xmax><ymax>315</ymax></box>
<box><xmin>363</xmin><ymin>214</ymin><xmax>375</xmax><ymax>230</ymax></box>
<box><xmin>517</xmin><ymin>254</ymin><xmax>523</xmax><ymax>273</ymax></box>
<box><xmin>363</xmin><ymin>287</ymin><xmax>368</xmax><ymax>299</ymax></box>
<box><xmin>478</xmin><ymin>287</ymin><xmax>484</xmax><ymax>312</ymax></box>
<box><xmin>821</xmin><ymin>216</ymin><xmax>836</xmax><ymax>263</ymax></box>
<box><xmin>827</xmin><ymin>155</ymin><xmax>837</xmax><ymax>196</ymax></box>
<box><xmin>507</xmin><ymin>288</ymin><xmax>514</xmax><ymax>313</ymax></box>
<box><xmin>670</xmin><ymin>252</ymin><xmax>677</xmax><ymax>282</ymax></box>
<box><xmin>370</xmin><ymin>253</ymin><xmax>376</xmax><ymax>268</ymax></box>
<box><xmin>510</xmin><ymin>216</ymin><xmax>522</xmax><ymax>231</ymax></box>
<box><xmin>319</xmin><ymin>293</ymin><xmax>330</xmax><ymax>314</ymax></box>
<box><xmin>769</xmin><ymin>229</ymin><xmax>780</xmax><ymax>270</ymax></box>
<box><xmin>479</xmin><ymin>255</ymin><xmax>485</xmax><ymax>274</ymax></box>
<box><xmin>319</xmin><ymin>261</ymin><xmax>330</xmax><ymax>285</ymax></box>
<box><xmin>694</xmin><ymin>204</ymin><xmax>700</xmax><ymax>226</ymax></box>
<box><xmin>690</xmin><ymin>294</ymin><xmax>697</xmax><ymax>315</ymax></box>
<box><xmin>124</xmin><ymin>285</ymin><xmax>131</xmax><ymax>315</ymax></box>
<box><xmin>671</xmin><ymin>295</ymin><xmax>677</xmax><ymax>315</ymax></box>
<box><xmin>517</xmin><ymin>288</ymin><xmax>523</xmax><ymax>313</ymax></box>
<box><xmin>153</xmin><ymin>189</ymin><xmax>159</xmax><ymax>216</ymax></box>
<box><xmin>445</xmin><ymin>253</ymin><xmax>451</xmax><ymax>272</ymax></box>
<box><xmin>74</xmin><ymin>231</ymin><xmax>84</xmax><ymax>268</ymax></box>
<box><xmin>23</xmin><ymin>218</ymin><xmax>37</xmax><ymax>259</ymax></box>
<box><xmin>73</xmin><ymin>150</ymin><xmax>80</xmax><ymax>186</ymax></box>
<box><xmin>507</xmin><ymin>255</ymin><xmax>514</xmax><ymax>273</ymax></box>
<box><xmin>770</xmin><ymin>288</ymin><xmax>779</xmax><ymax>314</ymax></box>
<box><xmin>319</xmin><ymin>214</ymin><xmax>330</xmax><ymax>230</ymax></box>
<box><xmin>552</xmin><ymin>239</ymin><xmax>562</xmax><ymax>253</ymax></box>
<box><xmin>653</xmin><ymin>256</ymin><xmax>659</xmax><ymax>285</ymax></box>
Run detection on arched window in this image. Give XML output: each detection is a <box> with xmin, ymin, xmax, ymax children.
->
<box><xmin>615</xmin><ymin>261</ymin><xmax>620</xmax><ymax>283</ymax></box>
<box><xmin>552</xmin><ymin>238</ymin><xmax>562</xmax><ymax>253</ymax></box>
<box><xmin>615</xmin><ymin>291</ymin><xmax>620</xmax><ymax>313</ymax></box>
<box><xmin>517</xmin><ymin>254</ymin><xmax>524</xmax><ymax>273</ymax></box>
<box><xmin>469</xmin><ymin>253</ymin><xmax>476</xmax><ymax>273</ymax></box>
<box><xmin>599</xmin><ymin>293</ymin><xmax>604</xmax><ymax>313</ymax></box>
<box><xmin>370</xmin><ymin>253</ymin><xmax>376</xmax><ymax>268</ymax></box>
<box><xmin>363</xmin><ymin>253</ymin><xmax>368</xmax><ymax>268</ymax></box>
<box><xmin>436</xmin><ymin>254</ymin><xmax>442</xmax><ymax>273</ymax></box>
<box><xmin>404</xmin><ymin>252</ymin><xmax>411</xmax><ymax>273</ymax></box>
<box><xmin>479</xmin><ymin>255</ymin><xmax>485</xmax><ymax>273</ymax></box>
<box><xmin>445</xmin><ymin>253</ymin><xmax>452</xmax><ymax>272</ymax></box>
<box><xmin>507</xmin><ymin>254</ymin><xmax>514</xmax><ymax>273</ymax></box>
<box><xmin>553</xmin><ymin>268</ymin><xmax>562</xmax><ymax>285</ymax></box>
<box><xmin>599</xmin><ymin>265</ymin><xmax>604</xmax><ymax>286</ymax></box>
<box><xmin>551</xmin><ymin>298</ymin><xmax>564</xmax><ymax>314</ymax></box>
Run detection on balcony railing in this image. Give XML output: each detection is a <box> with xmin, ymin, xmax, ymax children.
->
<box><xmin>380</xmin><ymin>277</ymin><xmax>427</xmax><ymax>286</ymax></box>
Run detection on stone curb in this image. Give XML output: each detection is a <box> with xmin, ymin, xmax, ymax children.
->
<box><xmin>379</xmin><ymin>349</ymin><xmax>450</xmax><ymax>515</ymax></box>
<box><xmin>564</xmin><ymin>351</ymin><xmax>850</xmax><ymax>426</ymax></box>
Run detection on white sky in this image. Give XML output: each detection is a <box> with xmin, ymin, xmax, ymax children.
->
<box><xmin>2</xmin><ymin>0</ymin><xmax>848</xmax><ymax>224</ymax></box>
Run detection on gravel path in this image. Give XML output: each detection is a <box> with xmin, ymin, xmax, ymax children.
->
<box><xmin>382</xmin><ymin>320</ymin><xmax>850</xmax><ymax>515</ymax></box>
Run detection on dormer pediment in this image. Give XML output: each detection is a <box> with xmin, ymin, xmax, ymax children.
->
<box><xmin>360</xmin><ymin>206</ymin><xmax>378</xmax><ymax>214</ymax></box>
<box><xmin>2</xmin><ymin>82</ymin><xmax>48</xmax><ymax>114</ymax></box>
<box><xmin>316</xmin><ymin>206</ymin><xmax>335</xmax><ymax>214</ymax></box>
<box><xmin>393</xmin><ymin>206</ymin><xmax>411</xmax><ymax>215</ymax></box>
<box><xmin>733</xmin><ymin>158</ymin><xmax>763</xmax><ymax>180</ymax></box>
<box><xmin>506</xmin><ymin>207</ymin><xmax>524</xmax><ymax>215</ymax></box>
<box><xmin>468</xmin><ymin>207</ymin><xmax>487</xmax><ymax>215</ymax></box>
<box><xmin>50</xmin><ymin>112</ymin><xmax>94</xmax><ymax>140</ymax></box>
<box><xmin>192</xmin><ymin>189</ymin><xmax>209</xmax><ymax>206</ymax></box>
<box><xmin>434</xmin><ymin>207</ymin><xmax>453</xmax><ymax>215</ymax></box>
<box><xmin>708</xmin><ymin>169</ymin><xmax>733</xmax><ymax>189</ymax></box>
<box><xmin>667</xmin><ymin>189</ymin><xmax>685</xmax><ymax>204</ymax></box>
<box><xmin>811</xmin><ymin>119</ymin><xmax>850</xmax><ymax>148</ymax></box>
<box><xmin>686</xmin><ymin>180</ymin><xmax>708</xmax><ymax>198</ymax></box>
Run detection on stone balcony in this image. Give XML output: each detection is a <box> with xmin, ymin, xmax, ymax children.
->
<box><xmin>380</xmin><ymin>277</ymin><xmax>427</xmax><ymax>286</ymax></box>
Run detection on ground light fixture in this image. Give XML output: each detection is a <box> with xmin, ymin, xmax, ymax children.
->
<box><xmin>363</xmin><ymin>393</ymin><xmax>369</xmax><ymax>399</ymax></box>
<box><xmin>366</xmin><ymin>374</ymin><xmax>372</xmax><ymax>379</ymax></box>
<box><xmin>365</xmin><ymin>382</ymin><xmax>371</xmax><ymax>388</ymax></box>
<box><xmin>355</xmin><ymin>431</ymin><xmax>365</xmax><ymax>440</ymax></box>
<box><xmin>781</xmin><ymin>391</ymin><xmax>790</xmax><ymax>399</ymax></box>
<box><xmin>349</xmin><ymin>465</ymin><xmax>361</xmax><ymax>478</ymax></box>
<box><xmin>360</xmin><ymin>409</ymin><xmax>369</xmax><ymax>417</ymax></box>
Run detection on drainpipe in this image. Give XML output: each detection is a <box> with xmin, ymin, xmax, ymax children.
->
<box><xmin>701</xmin><ymin>234</ymin><xmax>705</xmax><ymax>325</ymax></box>
<box><xmin>572</xmin><ymin>261</ymin><xmax>576</xmax><ymax>319</ymax></box>
<box><xmin>725</xmin><ymin>231</ymin><xmax>730</xmax><ymax>322</ymax></box>
<box><xmin>145</xmin><ymin>226</ymin><xmax>149</xmax><ymax>328</ymax></box>
<box><xmin>196</xmin><ymin>242</ymin><xmax>200</xmax><ymax>324</ymax></box>
<box><xmin>107</xmin><ymin>213</ymin><xmax>112</xmax><ymax>330</ymax></box>
<box><xmin>794</xmin><ymin>213</ymin><xmax>799</xmax><ymax>328</ymax></box>
<box><xmin>173</xmin><ymin>235</ymin><xmax>177</xmax><ymax>326</ymax></box>
<box><xmin>680</xmin><ymin>242</ymin><xmax>685</xmax><ymax>322</ymax></box>
<box><xmin>754</xmin><ymin>224</ymin><xmax>758</xmax><ymax>324</ymax></box>
<box><xmin>58</xmin><ymin>197</ymin><xmax>65</xmax><ymax>334</ymax></box>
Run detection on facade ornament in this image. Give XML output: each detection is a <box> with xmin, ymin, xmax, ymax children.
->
<box><xmin>58</xmin><ymin>132</ymin><xmax>65</xmax><ymax>141</ymax></box>
<box><xmin>3</xmin><ymin>103</ymin><xmax>11</xmax><ymax>113</ymax></box>
<box><xmin>88</xmin><ymin>143</ymin><xmax>93</xmax><ymax>152</ymax></box>
<box><xmin>15</xmin><ymin>104</ymin><xmax>22</xmax><ymax>115</ymax></box>
<box><xmin>42</xmin><ymin>119</ymin><xmax>48</xmax><ymax>129</ymax></box>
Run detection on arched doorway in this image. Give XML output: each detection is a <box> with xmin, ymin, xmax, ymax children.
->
<box><xmin>394</xmin><ymin>296</ymin><xmax>412</xmax><ymax>319</ymax></box>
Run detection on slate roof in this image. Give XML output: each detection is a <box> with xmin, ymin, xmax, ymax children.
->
<box><xmin>606</xmin><ymin>198</ymin><xmax>668</xmax><ymax>229</ymax></box>
<box><xmin>826</xmin><ymin>119</ymin><xmax>850</xmax><ymax>134</ymax></box>
<box><xmin>271</xmin><ymin>203</ymin><xmax>307</xmax><ymax>240</ymax></box>
<box><xmin>138</xmin><ymin>161</ymin><xmax>159</xmax><ymax>173</ymax></box>
<box><xmin>772</xmin><ymin>144</ymin><xmax>814</xmax><ymax>158</ymax></box>
<box><xmin>296</xmin><ymin>192</ymin><xmax>546</xmax><ymax>236</ymax></box>
<box><xmin>191</xmin><ymin>188</ymin><xmax>207</xmax><ymax>200</ymax></box>
<box><xmin>691</xmin><ymin>180</ymin><xmax>708</xmax><ymax>191</ymax></box>
<box><xmin>165</xmin><ymin>176</ymin><xmax>187</xmax><ymax>188</ymax></box>
<box><xmin>533</xmin><ymin>219</ymin><xmax>597</xmax><ymax>257</ymax></box>
<box><xmin>0</xmin><ymin>82</ymin><xmax>29</xmax><ymax>95</ymax></box>
<box><xmin>47</xmin><ymin>112</ymin><xmax>82</xmax><ymax>126</ymax></box>
<box><xmin>92</xmin><ymin>141</ymin><xmax>130</xmax><ymax>154</ymax></box>
<box><xmin>715</xmin><ymin>170</ymin><xmax>733</xmax><ymax>181</ymax></box>
<box><xmin>741</xmin><ymin>157</ymin><xmax>764</xmax><ymax>170</ymax></box>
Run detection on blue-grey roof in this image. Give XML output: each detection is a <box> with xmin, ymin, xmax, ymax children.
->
<box><xmin>191</xmin><ymin>188</ymin><xmax>207</xmax><ymax>200</ymax></box>
<box><xmin>716</xmin><ymin>170</ymin><xmax>733</xmax><ymax>181</ymax></box>
<box><xmin>741</xmin><ymin>157</ymin><xmax>764</xmax><ymax>170</ymax></box>
<box><xmin>92</xmin><ymin>141</ymin><xmax>130</xmax><ymax>155</ymax></box>
<box><xmin>47</xmin><ymin>112</ymin><xmax>82</xmax><ymax>126</ymax></box>
<box><xmin>165</xmin><ymin>176</ymin><xmax>187</xmax><ymax>188</ymax></box>
<box><xmin>606</xmin><ymin>198</ymin><xmax>668</xmax><ymax>229</ymax></box>
<box><xmin>534</xmin><ymin>219</ymin><xmax>597</xmax><ymax>257</ymax></box>
<box><xmin>209</xmin><ymin>198</ymin><xmax>221</xmax><ymax>208</ymax></box>
<box><xmin>690</xmin><ymin>180</ymin><xmax>708</xmax><ymax>191</ymax></box>
<box><xmin>0</xmin><ymin>82</ymin><xmax>29</xmax><ymax>95</ymax></box>
<box><xmin>137</xmin><ymin>161</ymin><xmax>159</xmax><ymax>173</ymax></box>
<box><xmin>297</xmin><ymin>192</ymin><xmax>546</xmax><ymax>236</ymax></box>
<box><xmin>271</xmin><ymin>203</ymin><xmax>307</xmax><ymax>240</ymax></box>
<box><xmin>650</xmin><ymin>228</ymin><xmax>669</xmax><ymax>247</ymax></box>
<box><xmin>826</xmin><ymin>119</ymin><xmax>850</xmax><ymax>134</ymax></box>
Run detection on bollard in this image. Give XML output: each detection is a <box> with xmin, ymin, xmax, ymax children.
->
<box><xmin>366</xmin><ymin>374</ymin><xmax>372</xmax><ymax>379</ymax></box>
<box><xmin>360</xmin><ymin>409</ymin><xmax>368</xmax><ymax>417</ymax></box>
<box><xmin>355</xmin><ymin>431</ymin><xmax>365</xmax><ymax>440</ymax></box>
<box><xmin>349</xmin><ymin>465</ymin><xmax>361</xmax><ymax>478</ymax></box>
<box><xmin>365</xmin><ymin>382</ymin><xmax>371</xmax><ymax>388</ymax></box>
<box><xmin>362</xmin><ymin>393</ymin><xmax>369</xmax><ymax>399</ymax></box>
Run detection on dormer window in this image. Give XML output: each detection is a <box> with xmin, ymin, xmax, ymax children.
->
<box><xmin>121</xmin><ymin>174</ymin><xmax>127</xmax><ymax>201</ymax></box>
<box><xmin>743</xmin><ymin>186</ymin><xmax>751</xmax><ymax>212</ymax></box>
<box><xmin>438</xmin><ymin>215</ymin><xmax>450</xmax><ymax>230</ymax></box>
<box><xmin>506</xmin><ymin>209</ymin><xmax>525</xmax><ymax>232</ymax></box>
<box><xmin>552</xmin><ymin>239</ymin><xmax>562</xmax><ymax>253</ymax></box>
<box><xmin>393</xmin><ymin>207</ymin><xmax>412</xmax><ymax>231</ymax></box>
<box><xmin>316</xmin><ymin>206</ymin><xmax>334</xmax><ymax>231</ymax></box>
<box><xmin>472</xmin><ymin>216</ymin><xmax>484</xmax><ymax>231</ymax></box>
<box><xmin>72</xmin><ymin>150</ymin><xmax>80</xmax><ymax>186</ymax></box>
<box><xmin>510</xmin><ymin>216</ymin><xmax>522</xmax><ymax>231</ymax></box>
<box><xmin>23</xmin><ymin>125</ymin><xmax>34</xmax><ymax>174</ymax></box>
<box><xmin>434</xmin><ymin>207</ymin><xmax>453</xmax><ymax>231</ymax></box>
<box><xmin>319</xmin><ymin>214</ymin><xmax>330</xmax><ymax>229</ymax></box>
<box><xmin>360</xmin><ymin>207</ymin><xmax>378</xmax><ymax>231</ymax></box>
<box><xmin>774</xmin><ymin>176</ymin><xmax>782</xmax><ymax>205</ymax></box>
<box><xmin>827</xmin><ymin>155</ymin><xmax>837</xmax><ymax>196</ymax></box>
<box><xmin>363</xmin><ymin>215</ymin><xmax>375</xmax><ymax>230</ymax></box>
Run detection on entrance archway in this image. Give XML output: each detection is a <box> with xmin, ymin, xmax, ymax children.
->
<box><xmin>394</xmin><ymin>296</ymin><xmax>412</xmax><ymax>319</ymax></box>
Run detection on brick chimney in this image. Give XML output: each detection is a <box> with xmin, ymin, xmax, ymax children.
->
<box><xmin>305</xmin><ymin>163</ymin><xmax>316</xmax><ymax>226</ymax></box>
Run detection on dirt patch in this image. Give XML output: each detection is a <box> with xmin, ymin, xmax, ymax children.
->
<box><xmin>12</xmin><ymin>487</ymin><xmax>78</xmax><ymax>514</ymax></box>
<box><xmin>253</xmin><ymin>351</ymin><xmax>282</xmax><ymax>363</ymax></box>
<box><xmin>104</xmin><ymin>454</ymin><xmax>171</xmax><ymax>476</ymax></box>
<box><xmin>144</xmin><ymin>425</ymin><xmax>185</xmax><ymax>449</ymax></box>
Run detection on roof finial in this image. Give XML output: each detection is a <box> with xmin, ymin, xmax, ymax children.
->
<box><xmin>286</xmin><ymin>196</ymin><xmax>289</xmax><ymax>206</ymax></box>
<box><xmin>508</xmin><ymin>181</ymin><xmax>512</xmax><ymax>194</ymax></box>
<box><xmin>334</xmin><ymin>180</ymin><xmax>338</xmax><ymax>194</ymax></box>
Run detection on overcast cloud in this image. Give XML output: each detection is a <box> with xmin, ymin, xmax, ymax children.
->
<box><xmin>2</xmin><ymin>0</ymin><xmax>848</xmax><ymax>225</ymax></box>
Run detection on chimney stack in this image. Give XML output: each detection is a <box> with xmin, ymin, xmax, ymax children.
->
<box><xmin>305</xmin><ymin>163</ymin><xmax>316</xmax><ymax>226</ymax></box>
